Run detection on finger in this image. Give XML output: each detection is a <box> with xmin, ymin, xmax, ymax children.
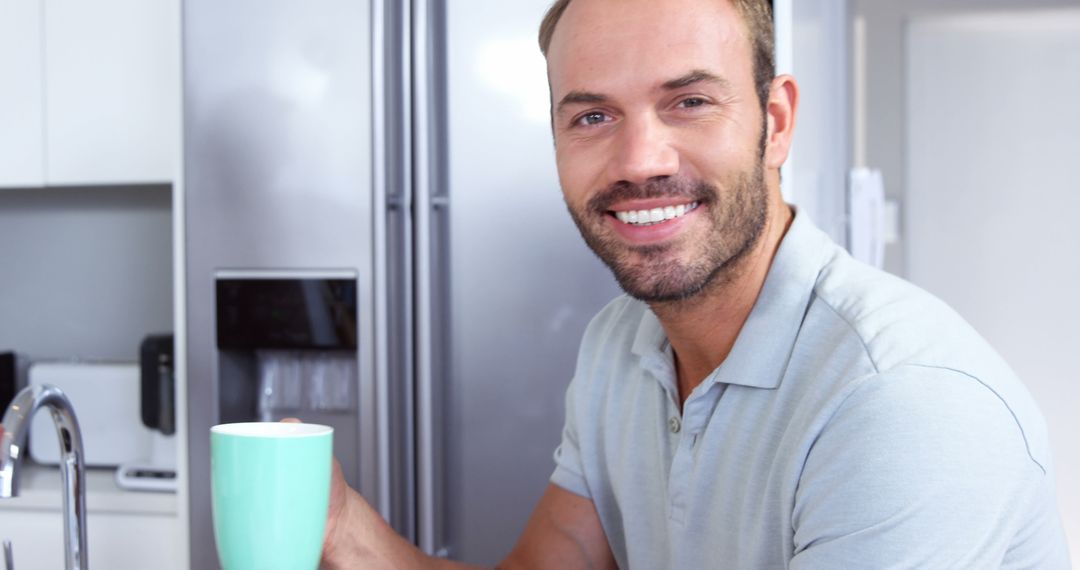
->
<box><xmin>280</xmin><ymin>417</ymin><xmax>302</xmax><ymax>424</ymax></box>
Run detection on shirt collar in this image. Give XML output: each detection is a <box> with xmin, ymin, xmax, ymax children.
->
<box><xmin>630</xmin><ymin>207</ymin><xmax>831</xmax><ymax>390</ymax></box>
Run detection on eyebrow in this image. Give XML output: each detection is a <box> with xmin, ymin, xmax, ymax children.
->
<box><xmin>661</xmin><ymin>69</ymin><xmax>731</xmax><ymax>91</ymax></box>
<box><xmin>556</xmin><ymin>91</ymin><xmax>609</xmax><ymax>115</ymax></box>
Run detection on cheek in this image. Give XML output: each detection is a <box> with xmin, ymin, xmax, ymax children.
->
<box><xmin>680</xmin><ymin>129</ymin><xmax>758</xmax><ymax>177</ymax></box>
<box><xmin>555</xmin><ymin>143</ymin><xmax>603</xmax><ymax>207</ymax></box>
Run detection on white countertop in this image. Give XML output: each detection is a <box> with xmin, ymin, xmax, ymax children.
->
<box><xmin>0</xmin><ymin>462</ymin><xmax>177</xmax><ymax>516</ymax></box>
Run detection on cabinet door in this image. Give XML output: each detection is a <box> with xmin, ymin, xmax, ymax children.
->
<box><xmin>43</xmin><ymin>0</ymin><xmax>178</xmax><ymax>185</ymax></box>
<box><xmin>0</xmin><ymin>509</ymin><xmax>181</xmax><ymax>570</ymax></box>
<box><xmin>0</xmin><ymin>0</ymin><xmax>45</xmax><ymax>187</ymax></box>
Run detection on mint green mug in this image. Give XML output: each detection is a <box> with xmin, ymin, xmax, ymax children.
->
<box><xmin>210</xmin><ymin>422</ymin><xmax>333</xmax><ymax>570</ymax></box>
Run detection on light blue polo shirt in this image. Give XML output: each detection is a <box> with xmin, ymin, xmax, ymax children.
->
<box><xmin>551</xmin><ymin>210</ymin><xmax>1069</xmax><ymax>568</ymax></box>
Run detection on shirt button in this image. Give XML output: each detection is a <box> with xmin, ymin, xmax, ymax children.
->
<box><xmin>668</xmin><ymin>416</ymin><xmax>681</xmax><ymax>434</ymax></box>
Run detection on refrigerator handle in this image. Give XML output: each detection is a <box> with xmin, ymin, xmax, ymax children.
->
<box><xmin>412</xmin><ymin>0</ymin><xmax>444</xmax><ymax>558</ymax></box>
<box><xmin>376</xmin><ymin>0</ymin><xmax>421</xmax><ymax>543</ymax></box>
<box><xmin>371</xmin><ymin>0</ymin><xmax>393</xmax><ymax>524</ymax></box>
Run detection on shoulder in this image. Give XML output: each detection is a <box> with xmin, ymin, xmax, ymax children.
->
<box><xmin>812</xmin><ymin>249</ymin><xmax>983</xmax><ymax>370</ymax></box>
<box><xmin>563</xmin><ymin>295</ymin><xmax>656</xmax><ymax>414</ymax></box>
<box><xmin>803</xmin><ymin>249</ymin><xmax>1051</xmax><ymax>470</ymax></box>
<box><xmin>574</xmin><ymin>294</ymin><xmax>649</xmax><ymax>370</ymax></box>
<box><xmin>829</xmin><ymin>365</ymin><xmax>1047</xmax><ymax>473</ymax></box>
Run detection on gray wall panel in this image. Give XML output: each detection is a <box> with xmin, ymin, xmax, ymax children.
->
<box><xmin>0</xmin><ymin>185</ymin><xmax>172</xmax><ymax>361</ymax></box>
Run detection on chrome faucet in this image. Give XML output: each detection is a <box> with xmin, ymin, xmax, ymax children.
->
<box><xmin>0</xmin><ymin>384</ymin><xmax>88</xmax><ymax>570</ymax></box>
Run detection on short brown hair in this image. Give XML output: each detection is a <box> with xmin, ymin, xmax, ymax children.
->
<box><xmin>538</xmin><ymin>0</ymin><xmax>775</xmax><ymax>109</ymax></box>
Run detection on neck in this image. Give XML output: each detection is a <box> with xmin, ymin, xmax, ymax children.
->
<box><xmin>650</xmin><ymin>200</ymin><xmax>793</xmax><ymax>408</ymax></box>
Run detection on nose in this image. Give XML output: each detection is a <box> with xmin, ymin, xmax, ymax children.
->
<box><xmin>607</xmin><ymin>114</ymin><xmax>680</xmax><ymax>186</ymax></box>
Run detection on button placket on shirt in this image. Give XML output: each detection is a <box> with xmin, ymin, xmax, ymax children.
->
<box><xmin>667</xmin><ymin>398</ymin><xmax>706</xmax><ymax>525</ymax></box>
<box><xmin>667</xmin><ymin>381</ymin><xmax>724</xmax><ymax>527</ymax></box>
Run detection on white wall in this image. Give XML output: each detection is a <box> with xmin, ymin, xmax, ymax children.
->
<box><xmin>787</xmin><ymin>0</ymin><xmax>852</xmax><ymax>246</ymax></box>
<box><xmin>905</xmin><ymin>9</ymin><xmax>1080</xmax><ymax>562</ymax></box>
<box><xmin>854</xmin><ymin>0</ymin><xmax>1077</xmax><ymax>276</ymax></box>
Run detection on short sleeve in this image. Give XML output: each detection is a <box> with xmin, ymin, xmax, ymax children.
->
<box><xmin>550</xmin><ymin>373</ymin><xmax>591</xmax><ymax>499</ymax></box>
<box><xmin>790</xmin><ymin>365</ymin><xmax>1060</xmax><ymax>568</ymax></box>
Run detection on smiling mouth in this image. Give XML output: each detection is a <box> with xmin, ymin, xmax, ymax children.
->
<box><xmin>611</xmin><ymin>201</ymin><xmax>700</xmax><ymax>226</ymax></box>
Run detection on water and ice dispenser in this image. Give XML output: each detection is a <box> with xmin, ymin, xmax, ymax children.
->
<box><xmin>215</xmin><ymin>275</ymin><xmax>360</xmax><ymax>478</ymax></box>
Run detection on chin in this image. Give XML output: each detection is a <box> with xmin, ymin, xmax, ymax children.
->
<box><xmin>611</xmin><ymin>255</ymin><xmax>714</xmax><ymax>303</ymax></box>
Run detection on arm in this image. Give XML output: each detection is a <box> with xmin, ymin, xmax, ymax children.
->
<box><xmin>323</xmin><ymin>345</ymin><xmax>617</xmax><ymax>568</ymax></box>
<box><xmin>322</xmin><ymin>471</ymin><xmax>616</xmax><ymax>570</ymax></box>
<box><xmin>500</xmin><ymin>483</ymin><xmax>617</xmax><ymax>570</ymax></box>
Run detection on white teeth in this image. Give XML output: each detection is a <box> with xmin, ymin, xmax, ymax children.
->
<box><xmin>613</xmin><ymin>201</ymin><xmax>699</xmax><ymax>226</ymax></box>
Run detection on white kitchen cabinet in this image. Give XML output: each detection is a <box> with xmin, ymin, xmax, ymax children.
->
<box><xmin>0</xmin><ymin>465</ymin><xmax>180</xmax><ymax>570</ymax></box>
<box><xmin>0</xmin><ymin>0</ymin><xmax>178</xmax><ymax>189</ymax></box>
<box><xmin>0</xmin><ymin>0</ymin><xmax>45</xmax><ymax>187</ymax></box>
<box><xmin>0</xmin><ymin>510</ymin><xmax>180</xmax><ymax>570</ymax></box>
<box><xmin>44</xmin><ymin>0</ymin><xmax>179</xmax><ymax>185</ymax></box>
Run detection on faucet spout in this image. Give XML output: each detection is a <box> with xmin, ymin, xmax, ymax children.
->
<box><xmin>0</xmin><ymin>384</ymin><xmax>88</xmax><ymax>570</ymax></box>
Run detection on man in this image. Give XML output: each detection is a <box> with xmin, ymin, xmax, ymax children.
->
<box><xmin>319</xmin><ymin>0</ymin><xmax>1070</xmax><ymax>567</ymax></box>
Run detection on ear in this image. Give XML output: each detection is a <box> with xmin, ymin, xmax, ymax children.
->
<box><xmin>763</xmin><ymin>75</ymin><xmax>799</xmax><ymax>170</ymax></box>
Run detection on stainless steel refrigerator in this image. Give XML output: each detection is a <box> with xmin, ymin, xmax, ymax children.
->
<box><xmin>182</xmin><ymin>0</ymin><xmax>620</xmax><ymax>567</ymax></box>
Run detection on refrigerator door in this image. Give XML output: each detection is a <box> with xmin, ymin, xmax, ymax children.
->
<box><xmin>183</xmin><ymin>1</ymin><xmax>390</xmax><ymax>568</ymax></box>
<box><xmin>415</xmin><ymin>0</ymin><xmax>621</xmax><ymax>564</ymax></box>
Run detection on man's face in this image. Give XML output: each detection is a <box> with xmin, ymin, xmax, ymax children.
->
<box><xmin>547</xmin><ymin>0</ymin><xmax>771</xmax><ymax>303</ymax></box>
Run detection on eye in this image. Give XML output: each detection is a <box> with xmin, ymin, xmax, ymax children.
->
<box><xmin>575</xmin><ymin>111</ymin><xmax>610</xmax><ymax>127</ymax></box>
<box><xmin>678</xmin><ymin>97</ymin><xmax>707</xmax><ymax>109</ymax></box>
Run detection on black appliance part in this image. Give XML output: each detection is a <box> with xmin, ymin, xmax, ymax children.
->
<box><xmin>140</xmin><ymin>335</ymin><xmax>176</xmax><ymax>435</ymax></box>
<box><xmin>0</xmin><ymin>352</ymin><xmax>16</xmax><ymax>412</ymax></box>
<box><xmin>216</xmin><ymin>278</ymin><xmax>358</xmax><ymax>350</ymax></box>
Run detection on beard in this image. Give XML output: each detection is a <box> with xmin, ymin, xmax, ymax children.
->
<box><xmin>566</xmin><ymin>156</ymin><xmax>769</xmax><ymax>304</ymax></box>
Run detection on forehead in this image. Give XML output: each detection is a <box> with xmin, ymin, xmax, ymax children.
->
<box><xmin>546</xmin><ymin>0</ymin><xmax>754</xmax><ymax>99</ymax></box>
